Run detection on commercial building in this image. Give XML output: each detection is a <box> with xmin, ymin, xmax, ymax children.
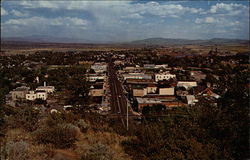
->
<box><xmin>155</xmin><ymin>64</ymin><xmax>168</xmax><ymax>69</ymax></box>
<box><xmin>144</xmin><ymin>64</ymin><xmax>155</xmax><ymax>69</ymax></box>
<box><xmin>146</xmin><ymin>84</ymin><xmax>157</xmax><ymax>94</ymax></box>
<box><xmin>155</xmin><ymin>72</ymin><xmax>176</xmax><ymax>82</ymax></box>
<box><xmin>91</xmin><ymin>62</ymin><xmax>107</xmax><ymax>73</ymax></box>
<box><xmin>159</xmin><ymin>87</ymin><xmax>175</xmax><ymax>96</ymax></box>
<box><xmin>136</xmin><ymin>97</ymin><xmax>185</xmax><ymax>111</ymax></box>
<box><xmin>89</xmin><ymin>84</ymin><xmax>105</xmax><ymax>97</ymax></box>
<box><xmin>123</xmin><ymin>73</ymin><xmax>152</xmax><ymax>80</ymax></box>
<box><xmin>177</xmin><ymin>81</ymin><xmax>197</xmax><ymax>89</ymax></box>
<box><xmin>133</xmin><ymin>88</ymin><xmax>147</xmax><ymax>97</ymax></box>
<box><xmin>87</xmin><ymin>74</ymin><xmax>106</xmax><ymax>82</ymax></box>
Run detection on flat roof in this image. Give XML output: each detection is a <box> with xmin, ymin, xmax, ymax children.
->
<box><xmin>14</xmin><ymin>86</ymin><xmax>30</xmax><ymax>91</ymax></box>
<box><xmin>126</xmin><ymin>79</ymin><xmax>155</xmax><ymax>83</ymax></box>
<box><xmin>37</xmin><ymin>86</ymin><xmax>54</xmax><ymax>89</ymax></box>
<box><xmin>136</xmin><ymin>98</ymin><xmax>161</xmax><ymax>104</ymax></box>
<box><xmin>136</xmin><ymin>97</ymin><xmax>177</xmax><ymax>104</ymax></box>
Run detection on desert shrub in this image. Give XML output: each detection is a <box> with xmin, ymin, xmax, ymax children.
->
<box><xmin>5</xmin><ymin>106</ymin><xmax>39</xmax><ymax>132</ymax></box>
<box><xmin>45</xmin><ymin>112</ymin><xmax>81</xmax><ymax>127</ymax></box>
<box><xmin>77</xmin><ymin>119</ymin><xmax>89</xmax><ymax>133</ymax></box>
<box><xmin>34</xmin><ymin>123</ymin><xmax>80</xmax><ymax>148</ymax></box>
<box><xmin>80</xmin><ymin>143</ymin><xmax>114</xmax><ymax>160</ymax></box>
<box><xmin>45</xmin><ymin>112</ymin><xmax>65</xmax><ymax>127</ymax></box>
<box><xmin>3</xmin><ymin>140</ymin><xmax>30</xmax><ymax>160</ymax></box>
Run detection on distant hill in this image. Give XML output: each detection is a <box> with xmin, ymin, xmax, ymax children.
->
<box><xmin>1</xmin><ymin>36</ymin><xmax>249</xmax><ymax>45</ymax></box>
<box><xmin>1</xmin><ymin>35</ymin><xmax>109</xmax><ymax>44</ymax></box>
<box><xmin>128</xmin><ymin>38</ymin><xmax>249</xmax><ymax>45</ymax></box>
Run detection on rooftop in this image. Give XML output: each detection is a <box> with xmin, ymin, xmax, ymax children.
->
<box><xmin>14</xmin><ymin>86</ymin><xmax>30</xmax><ymax>91</ymax></box>
<box><xmin>37</xmin><ymin>86</ymin><xmax>55</xmax><ymax>89</ymax></box>
<box><xmin>126</xmin><ymin>79</ymin><xmax>156</xmax><ymax>84</ymax></box>
<box><xmin>137</xmin><ymin>96</ymin><xmax>177</xmax><ymax>104</ymax></box>
<box><xmin>136</xmin><ymin>98</ymin><xmax>162</xmax><ymax>104</ymax></box>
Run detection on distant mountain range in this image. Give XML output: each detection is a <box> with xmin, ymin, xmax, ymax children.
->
<box><xmin>1</xmin><ymin>35</ymin><xmax>249</xmax><ymax>45</ymax></box>
<box><xmin>129</xmin><ymin>38</ymin><xmax>249</xmax><ymax>45</ymax></box>
<box><xmin>1</xmin><ymin>35</ymin><xmax>98</xmax><ymax>44</ymax></box>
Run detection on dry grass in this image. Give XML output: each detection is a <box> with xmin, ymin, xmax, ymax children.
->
<box><xmin>2</xmin><ymin>120</ymin><xmax>131</xmax><ymax>160</ymax></box>
<box><xmin>75</xmin><ymin>129</ymin><xmax>131</xmax><ymax>160</ymax></box>
<box><xmin>1</xmin><ymin>128</ymin><xmax>54</xmax><ymax>160</ymax></box>
<box><xmin>5</xmin><ymin>128</ymin><xmax>33</xmax><ymax>142</ymax></box>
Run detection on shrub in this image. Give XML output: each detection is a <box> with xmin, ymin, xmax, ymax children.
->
<box><xmin>81</xmin><ymin>143</ymin><xmax>114</xmax><ymax>160</ymax></box>
<box><xmin>34</xmin><ymin>123</ymin><xmax>80</xmax><ymax>148</ymax></box>
<box><xmin>5</xmin><ymin>106</ymin><xmax>39</xmax><ymax>132</ymax></box>
<box><xmin>3</xmin><ymin>140</ymin><xmax>30</xmax><ymax>160</ymax></box>
<box><xmin>77</xmin><ymin>119</ymin><xmax>89</xmax><ymax>133</ymax></box>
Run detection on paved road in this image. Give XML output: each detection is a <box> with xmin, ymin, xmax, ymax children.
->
<box><xmin>108</xmin><ymin>59</ymin><xmax>129</xmax><ymax>127</ymax></box>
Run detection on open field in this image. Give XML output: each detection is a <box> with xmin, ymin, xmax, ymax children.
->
<box><xmin>1</xmin><ymin>41</ymin><xmax>249</xmax><ymax>56</ymax></box>
<box><xmin>182</xmin><ymin>44</ymin><xmax>250</xmax><ymax>55</ymax></box>
<box><xmin>0</xmin><ymin>41</ymin><xmax>139</xmax><ymax>55</ymax></box>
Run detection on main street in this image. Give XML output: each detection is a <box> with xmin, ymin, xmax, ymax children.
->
<box><xmin>108</xmin><ymin>58</ymin><xmax>130</xmax><ymax>128</ymax></box>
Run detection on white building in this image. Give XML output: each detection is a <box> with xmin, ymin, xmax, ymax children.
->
<box><xmin>36</xmin><ymin>86</ymin><xmax>55</xmax><ymax>93</ymax></box>
<box><xmin>133</xmin><ymin>88</ymin><xmax>147</xmax><ymax>97</ymax></box>
<box><xmin>91</xmin><ymin>62</ymin><xmax>107</xmax><ymax>73</ymax></box>
<box><xmin>123</xmin><ymin>66</ymin><xmax>136</xmax><ymax>71</ymax></box>
<box><xmin>159</xmin><ymin>87</ymin><xmax>175</xmax><ymax>96</ymax></box>
<box><xmin>177</xmin><ymin>81</ymin><xmax>197</xmax><ymax>89</ymax></box>
<box><xmin>26</xmin><ymin>91</ymin><xmax>48</xmax><ymax>101</ymax></box>
<box><xmin>146</xmin><ymin>84</ymin><xmax>157</xmax><ymax>94</ymax></box>
<box><xmin>26</xmin><ymin>91</ymin><xmax>37</xmax><ymax>101</ymax></box>
<box><xmin>36</xmin><ymin>82</ymin><xmax>55</xmax><ymax>93</ymax></box>
<box><xmin>155</xmin><ymin>72</ymin><xmax>176</xmax><ymax>82</ymax></box>
<box><xmin>36</xmin><ymin>91</ymin><xmax>48</xmax><ymax>100</ymax></box>
<box><xmin>123</xmin><ymin>73</ymin><xmax>152</xmax><ymax>80</ymax></box>
<box><xmin>186</xmin><ymin>95</ymin><xmax>198</xmax><ymax>105</ymax></box>
<box><xmin>87</xmin><ymin>74</ymin><xmax>106</xmax><ymax>82</ymax></box>
<box><xmin>155</xmin><ymin>64</ymin><xmax>168</xmax><ymax>69</ymax></box>
<box><xmin>144</xmin><ymin>64</ymin><xmax>155</xmax><ymax>69</ymax></box>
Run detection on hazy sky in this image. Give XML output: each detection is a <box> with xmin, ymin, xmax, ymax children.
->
<box><xmin>1</xmin><ymin>1</ymin><xmax>249</xmax><ymax>42</ymax></box>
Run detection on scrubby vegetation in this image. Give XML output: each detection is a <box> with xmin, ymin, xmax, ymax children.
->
<box><xmin>34</xmin><ymin>123</ymin><xmax>80</xmax><ymax>148</ymax></box>
<box><xmin>0</xmin><ymin>109</ymin><xmax>131</xmax><ymax>160</ymax></box>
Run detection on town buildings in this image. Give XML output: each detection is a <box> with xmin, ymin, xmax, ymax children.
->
<box><xmin>113</xmin><ymin>61</ymin><xmax>221</xmax><ymax>112</ymax></box>
<box><xmin>7</xmin><ymin>82</ymin><xmax>55</xmax><ymax>104</ymax></box>
<box><xmin>123</xmin><ymin>73</ymin><xmax>152</xmax><ymax>80</ymax></box>
<box><xmin>10</xmin><ymin>86</ymin><xmax>30</xmax><ymax>100</ymax></box>
<box><xmin>155</xmin><ymin>72</ymin><xmax>176</xmax><ymax>82</ymax></box>
<box><xmin>91</xmin><ymin>62</ymin><xmax>107</xmax><ymax>73</ymax></box>
<box><xmin>26</xmin><ymin>91</ymin><xmax>48</xmax><ymax>101</ymax></box>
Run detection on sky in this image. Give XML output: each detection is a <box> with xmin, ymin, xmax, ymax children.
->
<box><xmin>1</xmin><ymin>0</ymin><xmax>249</xmax><ymax>42</ymax></box>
